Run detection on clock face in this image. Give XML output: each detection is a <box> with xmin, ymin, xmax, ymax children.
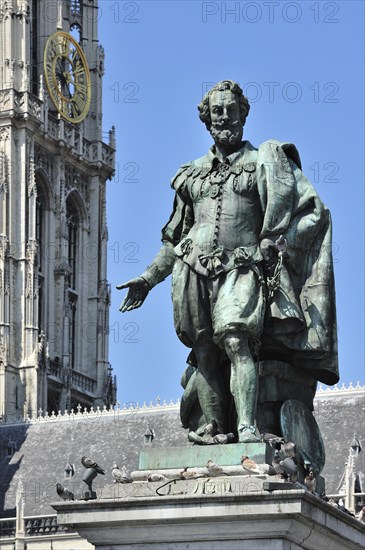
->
<box><xmin>44</xmin><ymin>31</ymin><xmax>91</xmax><ymax>124</ymax></box>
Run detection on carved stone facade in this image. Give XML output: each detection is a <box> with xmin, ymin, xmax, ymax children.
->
<box><xmin>0</xmin><ymin>0</ymin><xmax>116</xmax><ymax>421</ymax></box>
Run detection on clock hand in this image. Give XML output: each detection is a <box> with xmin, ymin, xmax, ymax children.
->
<box><xmin>59</xmin><ymin>76</ymin><xmax>71</xmax><ymax>98</ymax></box>
<box><xmin>67</xmin><ymin>86</ymin><xmax>72</xmax><ymax>99</ymax></box>
<box><xmin>56</xmin><ymin>58</ymin><xmax>64</xmax><ymax>79</ymax></box>
<box><xmin>55</xmin><ymin>67</ymin><xmax>73</xmax><ymax>99</ymax></box>
<box><xmin>63</xmin><ymin>73</ymin><xmax>72</xmax><ymax>98</ymax></box>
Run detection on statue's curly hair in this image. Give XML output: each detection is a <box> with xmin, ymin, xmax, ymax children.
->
<box><xmin>198</xmin><ymin>80</ymin><xmax>250</xmax><ymax>130</ymax></box>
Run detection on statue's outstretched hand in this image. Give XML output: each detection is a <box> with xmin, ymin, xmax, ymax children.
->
<box><xmin>116</xmin><ymin>277</ymin><xmax>150</xmax><ymax>312</ymax></box>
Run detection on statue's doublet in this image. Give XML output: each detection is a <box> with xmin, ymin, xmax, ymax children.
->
<box><xmin>169</xmin><ymin>141</ymin><xmax>264</xmax><ymax>278</ymax></box>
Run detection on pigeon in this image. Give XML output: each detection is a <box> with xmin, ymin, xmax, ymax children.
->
<box><xmin>212</xmin><ymin>433</ymin><xmax>235</xmax><ymax>445</ymax></box>
<box><xmin>56</xmin><ymin>482</ymin><xmax>74</xmax><ymax>501</ymax></box>
<box><xmin>289</xmin><ymin>472</ymin><xmax>298</xmax><ymax>483</ymax></box>
<box><xmin>81</xmin><ymin>456</ymin><xmax>105</xmax><ymax>474</ymax></box>
<box><xmin>261</xmin><ymin>432</ymin><xmax>284</xmax><ymax>445</ymax></box>
<box><xmin>206</xmin><ymin>459</ymin><xmax>224</xmax><ymax>477</ymax></box>
<box><xmin>304</xmin><ymin>470</ymin><xmax>316</xmax><ymax>493</ymax></box>
<box><xmin>147</xmin><ymin>472</ymin><xmax>168</xmax><ymax>482</ymax></box>
<box><xmin>241</xmin><ymin>456</ymin><xmax>276</xmax><ymax>476</ymax></box>
<box><xmin>337</xmin><ymin>498</ymin><xmax>355</xmax><ymax>517</ymax></box>
<box><xmin>197</xmin><ymin>420</ymin><xmax>220</xmax><ymax>444</ymax></box>
<box><xmin>272</xmin><ymin>452</ymin><xmax>285</xmax><ymax>476</ymax></box>
<box><xmin>281</xmin><ymin>442</ymin><xmax>296</xmax><ymax>459</ymax></box>
<box><xmin>279</xmin><ymin>457</ymin><xmax>297</xmax><ymax>477</ymax></box>
<box><xmin>179</xmin><ymin>467</ymin><xmax>202</xmax><ymax>480</ymax></box>
<box><xmin>204</xmin><ymin>419</ymin><xmax>219</xmax><ymax>436</ymax></box>
<box><xmin>272</xmin><ymin>450</ymin><xmax>297</xmax><ymax>480</ymax></box>
<box><xmin>112</xmin><ymin>464</ymin><xmax>132</xmax><ymax>483</ymax></box>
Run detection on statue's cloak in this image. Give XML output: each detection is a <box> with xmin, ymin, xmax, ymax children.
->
<box><xmin>256</xmin><ymin>140</ymin><xmax>338</xmax><ymax>385</ymax></box>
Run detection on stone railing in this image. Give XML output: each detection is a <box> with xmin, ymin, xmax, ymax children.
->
<box><xmin>0</xmin><ymin>398</ymin><xmax>181</xmax><ymax>425</ymax></box>
<box><xmin>0</xmin><ymin>518</ymin><xmax>16</xmax><ymax>538</ymax></box>
<box><xmin>24</xmin><ymin>514</ymin><xmax>72</xmax><ymax>536</ymax></box>
<box><xmin>48</xmin><ymin>359</ymin><xmax>63</xmax><ymax>380</ymax></box>
<box><xmin>47</xmin><ymin>361</ymin><xmax>96</xmax><ymax>394</ymax></box>
<box><xmin>1</xmin><ymin>382</ymin><xmax>363</xmax><ymax>425</ymax></box>
<box><xmin>316</xmin><ymin>381</ymin><xmax>365</xmax><ymax>398</ymax></box>
<box><xmin>71</xmin><ymin>370</ymin><xmax>96</xmax><ymax>394</ymax></box>
<box><xmin>0</xmin><ymin>515</ymin><xmax>75</xmax><ymax>540</ymax></box>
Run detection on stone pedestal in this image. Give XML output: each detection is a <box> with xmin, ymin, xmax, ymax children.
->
<box><xmin>139</xmin><ymin>442</ymin><xmax>271</xmax><ymax>469</ymax></box>
<box><xmin>53</xmin><ymin>478</ymin><xmax>365</xmax><ymax>549</ymax></box>
<box><xmin>134</xmin><ymin>441</ymin><xmax>322</xmax><ymax>489</ymax></box>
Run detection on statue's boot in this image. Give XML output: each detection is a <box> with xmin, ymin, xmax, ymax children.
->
<box><xmin>238</xmin><ymin>425</ymin><xmax>260</xmax><ymax>443</ymax></box>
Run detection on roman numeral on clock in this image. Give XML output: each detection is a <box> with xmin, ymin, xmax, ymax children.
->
<box><xmin>71</xmin><ymin>93</ymin><xmax>85</xmax><ymax>117</ymax></box>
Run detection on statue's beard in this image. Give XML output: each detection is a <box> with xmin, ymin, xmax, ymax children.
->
<box><xmin>210</xmin><ymin>120</ymin><xmax>243</xmax><ymax>146</ymax></box>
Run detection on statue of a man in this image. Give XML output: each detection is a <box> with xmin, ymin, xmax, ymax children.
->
<box><xmin>117</xmin><ymin>80</ymin><xmax>338</xmax><ymax>444</ymax></box>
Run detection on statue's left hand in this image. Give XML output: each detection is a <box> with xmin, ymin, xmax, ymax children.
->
<box><xmin>116</xmin><ymin>277</ymin><xmax>150</xmax><ymax>312</ymax></box>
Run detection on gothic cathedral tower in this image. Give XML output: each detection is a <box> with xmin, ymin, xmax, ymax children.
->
<box><xmin>0</xmin><ymin>0</ymin><xmax>116</xmax><ymax>421</ymax></box>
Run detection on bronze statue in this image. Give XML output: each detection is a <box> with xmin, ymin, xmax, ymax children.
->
<box><xmin>117</xmin><ymin>80</ymin><xmax>338</xmax><ymax>447</ymax></box>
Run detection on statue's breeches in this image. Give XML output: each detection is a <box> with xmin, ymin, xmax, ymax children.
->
<box><xmin>172</xmin><ymin>258</ymin><xmax>266</xmax><ymax>348</ymax></box>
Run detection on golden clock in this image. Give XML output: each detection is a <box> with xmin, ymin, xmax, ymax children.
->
<box><xmin>44</xmin><ymin>31</ymin><xmax>91</xmax><ymax>124</ymax></box>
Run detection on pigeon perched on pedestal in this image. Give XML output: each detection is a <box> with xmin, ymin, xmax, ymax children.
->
<box><xmin>147</xmin><ymin>472</ymin><xmax>168</xmax><ymax>482</ymax></box>
<box><xmin>206</xmin><ymin>460</ymin><xmax>224</xmax><ymax>477</ymax></box>
<box><xmin>281</xmin><ymin>442</ymin><xmax>296</xmax><ymax>458</ymax></box>
<box><xmin>304</xmin><ymin>470</ymin><xmax>316</xmax><ymax>493</ymax></box>
<box><xmin>279</xmin><ymin>457</ymin><xmax>297</xmax><ymax>477</ymax></box>
<box><xmin>261</xmin><ymin>433</ymin><xmax>284</xmax><ymax>445</ymax></box>
<box><xmin>212</xmin><ymin>433</ymin><xmax>235</xmax><ymax>445</ymax></box>
<box><xmin>241</xmin><ymin>456</ymin><xmax>276</xmax><ymax>476</ymax></box>
<box><xmin>272</xmin><ymin>452</ymin><xmax>285</xmax><ymax>476</ymax></box>
<box><xmin>112</xmin><ymin>464</ymin><xmax>132</xmax><ymax>483</ymax></box>
<box><xmin>56</xmin><ymin>482</ymin><xmax>74</xmax><ymax>501</ymax></box>
<box><xmin>272</xmin><ymin>450</ymin><xmax>297</xmax><ymax>481</ymax></box>
<box><xmin>179</xmin><ymin>467</ymin><xmax>203</xmax><ymax>480</ymax></box>
<box><xmin>204</xmin><ymin>420</ymin><xmax>218</xmax><ymax>436</ymax></box>
<box><xmin>81</xmin><ymin>456</ymin><xmax>105</xmax><ymax>474</ymax></box>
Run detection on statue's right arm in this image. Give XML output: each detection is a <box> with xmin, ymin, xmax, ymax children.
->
<box><xmin>116</xmin><ymin>241</ymin><xmax>176</xmax><ymax>312</ymax></box>
<box><xmin>139</xmin><ymin>240</ymin><xmax>177</xmax><ymax>289</ymax></box>
<box><xmin>117</xmin><ymin>165</ymin><xmax>193</xmax><ymax>312</ymax></box>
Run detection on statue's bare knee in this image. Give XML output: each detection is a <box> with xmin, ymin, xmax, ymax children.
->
<box><xmin>223</xmin><ymin>332</ymin><xmax>249</xmax><ymax>361</ymax></box>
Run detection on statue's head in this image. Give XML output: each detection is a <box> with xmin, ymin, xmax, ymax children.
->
<box><xmin>198</xmin><ymin>80</ymin><xmax>250</xmax><ymax>147</ymax></box>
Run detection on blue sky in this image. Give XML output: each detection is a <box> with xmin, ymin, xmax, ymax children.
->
<box><xmin>98</xmin><ymin>1</ymin><xmax>364</xmax><ymax>405</ymax></box>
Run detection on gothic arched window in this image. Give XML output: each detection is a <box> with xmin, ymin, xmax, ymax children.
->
<box><xmin>31</xmin><ymin>0</ymin><xmax>39</xmax><ymax>94</ymax></box>
<box><xmin>71</xmin><ymin>0</ymin><xmax>82</xmax><ymax>16</ymax></box>
<box><xmin>70</xmin><ymin>23</ymin><xmax>81</xmax><ymax>44</ymax></box>
<box><xmin>35</xmin><ymin>179</ymin><xmax>48</xmax><ymax>333</ymax></box>
<box><xmin>36</xmin><ymin>189</ymin><xmax>46</xmax><ymax>273</ymax></box>
<box><xmin>66</xmin><ymin>197</ymin><xmax>81</xmax><ymax>371</ymax></box>
<box><xmin>66</xmin><ymin>199</ymin><xmax>79</xmax><ymax>291</ymax></box>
